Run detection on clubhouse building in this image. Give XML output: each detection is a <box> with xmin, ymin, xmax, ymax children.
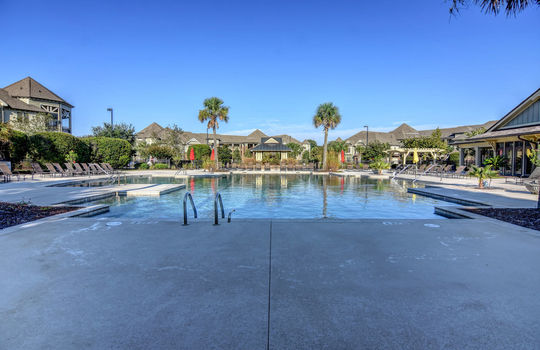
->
<box><xmin>0</xmin><ymin>77</ymin><xmax>73</xmax><ymax>133</ymax></box>
<box><xmin>454</xmin><ymin>88</ymin><xmax>540</xmax><ymax>177</ymax></box>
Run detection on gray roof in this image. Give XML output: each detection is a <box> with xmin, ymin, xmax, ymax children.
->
<box><xmin>250</xmin><ymin>137</ymin><xmax>292</xmax><ymax>152</ymax></box>
<box><xmin>0</xmin><ymin>88</ymin><xmax>43</xmax><ymax>113</ymax></box>
<box><xmin>345</xmin><ymin>121</ymin><xmax>498</xmax><ymax>146</ymax></box>
<box><xmin>3</xmin><ymin>77</ymin><xmax>73</xmax><ymax>107</ymax></box>
<box><xmin>465</xmin><ymin>124</ymin><xmax>540</xmax><ymax>141</ymax></box>
<box><xmin>137</xmin><ymin>122</ymin><xmax>165</xmax><ymax>139</ymax></box>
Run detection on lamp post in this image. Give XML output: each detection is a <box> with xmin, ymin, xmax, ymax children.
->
<box><xmin>364</xmin><ymin>125</ymin><xmax>369</xmax><ymax>146</ymax></box>
<box><xmin>107</xmin><ymin>108</ymin><xmax>113</xmax><ymax>129</ymax></box>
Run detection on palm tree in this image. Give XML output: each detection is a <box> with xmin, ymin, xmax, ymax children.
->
<box><xmin>313</xmin><ymin>102</ymin><xmax>341</xmax><ymax>170</ymax></box>
<box><xmin>469</xmin><ymin>165</ymin><xmax>498</xmax><ymax>189</ymax></box>
<box><xmin>450</xmin><ymin>0</ymin><xmax>539</xmax><ymax>16</ymax></box>
<box><xmin>198</xmin><ymin>97</ymin><xmax>229</xmax><ymax>168</ymax></box>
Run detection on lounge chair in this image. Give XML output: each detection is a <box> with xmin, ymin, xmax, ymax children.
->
<box><xmin>524</xmin><ymin>167</ymin><xmax>540</xmax><ymax>194</ymax></box>
<box><xmin>65</xmin><ymin>162</ymin><xmax>83</xmax><ymax>176</ymax></box>
<box><xmin>448</xmin><ymin>165</ymin><xmax>466</xmax><ymax>178</ymax></box>
<box><xmin>74</xmin><ymin>163</ymin><xmax>89</xmax><ymax>175</ymax></box>
<box><xmin>44</xmin><ymin>163</ymin><xmax>62</xmax><ymax>177</ymax></box>
<box><xmin>0</xmin><ymin>163</ymin><xmax>26</xmax><ymax>182</ymax></box>
<box><xmin>101</xmin><ymin>163</ymin><xmax>118</xmax><ymax>174</ymax></box>
<box><xmin>31</xmin><ymin>163</ymin><xmax>51</xmax><ymax>178</ymax></box>
<box><xmin>91</xmin><ymin>163</ymin><xmax>109</xmax><ymax>175</ymax></box>
<box><xmin>80</xmin><ymin>163</ymin><xmax>95</xmax><ymax>175</ymax></box>
<box><xmin>53</xmin><ymin>163</ymin><xmax>73</xmax><ymax>177</ymax></box>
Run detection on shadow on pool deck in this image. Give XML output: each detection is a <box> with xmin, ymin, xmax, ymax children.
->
<box><xmin>1</xmin><ymin>217</ymin><xmax>540</xmax><ymax>349</ymax></box>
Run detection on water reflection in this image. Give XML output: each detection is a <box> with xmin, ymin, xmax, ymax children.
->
<box><xmin>98</xmin><ymin>174</ymin><xmax>454</xmax><ymax>219</ymax></box>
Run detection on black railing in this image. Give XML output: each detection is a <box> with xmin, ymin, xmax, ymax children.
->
<box><xmin>183</xmin><ymin>192</ymin><xmax>197</xmax><ymax>225</ymax></box>
<box><xmin>214</xmin><ymin>192</ymin><xmax>225</xmax><ymax>225</ymax></box>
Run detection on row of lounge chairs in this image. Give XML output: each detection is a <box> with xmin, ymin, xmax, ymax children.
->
<box><xmin>395</xmin><ymin>164</ymin><xmax>471</xmax><ymax>178</ymax></box>
<box><xmin>32</xmin><ymin>162</ymin><xmax>118</xmax><ymax>178</ymax></box>
<box><xmin>0</xmin><ymin>162</ymin><xmax>118</xmax><ymax>182</ymax></box>
<box><xmin>228</xmin><ymin>163</ymin><xmax>316</xmax><ymax>171</ymax></box>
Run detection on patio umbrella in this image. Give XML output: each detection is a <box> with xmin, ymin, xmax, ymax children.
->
<box><xmin>189</xmin><ymin>148</ymin><xmax>195</xmax><ymax>161</ymax></box>
<box><xmin>341</xmin><ymin>150</ymin><xmax>345</xmax><ymax>163</ymax></box>
<box><xmin>210</xmin><ymin>148</ymin><xmax>215</xmax><ymax>161</ymax></box>
<box><xmin>413</xmin><ymin>149</ymin><xmax>419</xmax><ymax>164</ymax></box>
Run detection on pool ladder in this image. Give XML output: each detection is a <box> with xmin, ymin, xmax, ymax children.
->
<box><xmin>182</xmin><ymin>191</ymin><xmax>234</xmax><ymax>225</ymax></box>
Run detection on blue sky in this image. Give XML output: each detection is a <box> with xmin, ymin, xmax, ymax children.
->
<box><xmin>2</xmin><ymin>0</ymin><xmax>539</xmax><ymax>143</ymax></box>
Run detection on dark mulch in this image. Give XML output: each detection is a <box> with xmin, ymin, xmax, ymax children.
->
<box><xmin>466</xmin><ymin>208</ymin><xmax>540</xmax><ymax>231</ymax></box>
<box><xmin>0</xmin><ymin>202</ymin><xmax>79</xmax><ymax>229</ymax></box>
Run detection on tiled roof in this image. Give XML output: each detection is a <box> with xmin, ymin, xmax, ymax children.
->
<box><xmin>0</xmin><ymin>88</ymin><xmax>43</xmax><ymax>113</ymax></box>
<box><xmin>137</xmin><ymin>122</ymin><xmax>165</xmax><ymax>138</ymax></box>
<box><xmin>3</xmin><ymin>77</ymin><xmax>73</xmax><ymax>107</ymax></box>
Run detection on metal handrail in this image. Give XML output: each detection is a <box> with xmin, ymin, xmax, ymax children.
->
<box><xmin>413</xmin><ymin>164</ymin><xmax>436</xmax><ymax>183</ymax></box>
<box><xmin>214</xmin><ymin>192</ymin><xmax>225</xmax><ymax>225</ymax></box>
<box><xmin>227</xmin><ymin>209</ymin><xmax>235</xmax><ymax>223</ymax></box>
<box><xmin>392</xmin><ymin>164</ymin><xmax>411</xmax><ymax>179</ymax></box>
<box><xmin>183</xmin><ymin>192</ymin><xmax>197</xmax><ymax>225</ymax></box>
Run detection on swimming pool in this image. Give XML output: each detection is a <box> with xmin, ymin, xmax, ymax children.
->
<box><xmin>95</xmin><ymin>174</ymin><xmax>454</xmax><ymax>219</ymax></box>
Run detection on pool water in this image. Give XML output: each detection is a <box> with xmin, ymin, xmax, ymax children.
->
<box><xmin>96</xmin><ymin>174</ymin><xmax>454</xmax><ymax>219</ymax></box>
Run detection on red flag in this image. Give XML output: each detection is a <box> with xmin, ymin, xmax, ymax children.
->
<box><xmin>189</xmin><ymin>148</ymin><xmax>195</xmax><ymax>161</ymax></box>
<box><xmin>210</xmin><ymin>149</ymin><xmax>215</xmax><ymax>161</ymax></box>
<box><xmin>341</xmin><ymin>150</ymin><xmax>345</xmax><ymax>163</ymax></box>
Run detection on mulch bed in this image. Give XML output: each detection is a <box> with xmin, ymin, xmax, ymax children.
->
<box><xmin>466</xmin><ymin>208</ymin><xmax>540</xmax><ymax>231</ymax></box>
<box><xmin>0</xmin><ymin>202</ymin><xmax>79</xmax><ymax>229</ymax></box>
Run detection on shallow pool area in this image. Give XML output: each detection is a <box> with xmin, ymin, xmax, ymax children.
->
<box><xmin>93</xmin><ymin>174</ymin><xmax>455</xmax><ymax>219</ymax></box>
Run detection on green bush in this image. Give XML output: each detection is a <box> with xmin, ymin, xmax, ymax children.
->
<box><xmin>29</xmin><ymin>132</ymin><xmax>90</xmax><ymax>164</ymax></box>
<box><xmin>447</xmin><ymin>152</ymin><xmax>460</xmax><ymax>167</ymax></box>
<box><xmin>146</xmin><ymin>144</ymin><xmax>174</xmax><ymax>159</ymax></box>
<box><xmin>218</xmin><ymin>146</ymin><xmax>232</xmax><ymax>164</ymax></box>
<box><xmin>138</xmin><ymin>163</ymin><xmax>149</xmax><ymax>170</ymax></box>
<box><xmin>188</xmin><ymin>144</ymin><xmax>211</xmax><ymax>160</ymax></box>
<box><xmin>151</xmin><ymin>163</ymin><xmax>169</xmax><ymax>169</ymax></box>
<box><xmin>0</xmin><ymin>126</ymin><xmax>29</xmax><ymax>163</ymax></box>
<box><xmin>83</xmin><ymin>137</ymin><xmax>132</xmax><ymax>168</ymax></box>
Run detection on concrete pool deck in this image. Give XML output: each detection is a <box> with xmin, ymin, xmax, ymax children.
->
<box><xmin>1</xmin><ymin>217</ymin><xmax>540</xmax><ymax>349</ymax></box>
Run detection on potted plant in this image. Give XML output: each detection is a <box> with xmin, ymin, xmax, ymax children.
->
<box><xmin>469</xmin><ymin>165</ymin><xmax>498</xmax><ymax>189</ymax></box>
<box><xmin>369</xmin><ymin>159</ymin><xmax>390</xmax><ymax>175</ymax></box>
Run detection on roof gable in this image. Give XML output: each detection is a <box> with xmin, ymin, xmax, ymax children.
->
<box><xmin>489</xmin><ymin>88</ymin><xmax>540</xmax><ymax>132</ymax></box>
<box><xmin>390</xmin><ymin>123</ymin><xmax>418</xmax><ymax>139</ymax></box>
<box><xmin>3</xmin><ymin>77</ymin><xmax>72</xmax><ymax>107</ymax></box>
<box><xmin>247</xmin><ymin>129</ymin><xmax>267</xmax><ymax>139</ymax></box>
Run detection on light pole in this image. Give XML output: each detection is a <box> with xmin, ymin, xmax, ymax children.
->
<box><xmin>107</xmin><ymin>108</ymin><xmax>113</xmax><ymax>129</ymax></box>
<box><xmin>364</xmin><ymin>125</ymin><xmax>369</xmax><ymax>146</ymax></box>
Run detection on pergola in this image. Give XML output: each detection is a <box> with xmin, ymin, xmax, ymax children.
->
<box><xmin>387</xmin><ymin>148</ymin><xmax>447</xmax><ymax>164</ymax></box>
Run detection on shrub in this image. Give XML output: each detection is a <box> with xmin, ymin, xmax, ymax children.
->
<box><xmin>151</xmin><ymin>163</ymin><xmax>169</xmax><ymax>169</ymax></box>
<box><xmin>447</xmin><ymin>152</ymin><xmax>460</xmax><ymax>167</ymax></box>
<box><xmin>218</xmin><ymin>146</ymin><xmax>232</xmax><ymax>164</ymax></box>
<box><xmin>232</xmin><ymin>148</ymin><xmax>242</xmax><ymax>163</ymax></box>
<box><xmin>30</xmin><ymin>132</ymin><xmax>90</xmax><ymax>164</ymax></box>
<box><xmin>370</xmin><ymin>159</ymin><xmax>391</xmax><ymax>174</ymax></box>
<box><xmin>326</xmin><ymin>151</ymin><xmax>341</xmax><ymax>171</ymax></box>
<box><xmin>83</xmin><ymin>137</ymin><xmax>132</xmax><ymax>168</ymax></box>
<box><xmin>202</xmin><ymin>156</ymin><xmax>215</xmax><ymax>171</ymax></box>
<box><xmin>0</xmin><ymin>126</ymin><xmax>29</xmax><ymax>163</ymax></box>
<box><xmin>146</xmin><ymin>144</ymin><xmax>174</xmax><ymax>159</ymax></box>
<box><xmin>138</xmin><ymin>163</ymin><xmax>149</xmax><ymax>170</ymax></box>
<box><xmin>188</xmin><ymin>144</ymin><xmax>211</xmax><ymax>160</ymax></box>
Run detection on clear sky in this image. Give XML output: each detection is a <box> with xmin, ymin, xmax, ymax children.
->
<box><xmin>2</xmin><ymin>0</ymin><xmax>539</xmax><ymax>143</ymax></box>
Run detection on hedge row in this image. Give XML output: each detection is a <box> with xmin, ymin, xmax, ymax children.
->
<box><xmin>0</xmin><ymin>126</ymin><xmax>132</xmax><ymax>168</ymax></box>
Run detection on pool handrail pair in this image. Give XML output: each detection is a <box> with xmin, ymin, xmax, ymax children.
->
<box><xmin>182</xmin><ymin>191</ymin><xmax>233</xmax><ymax>225</ymax></box>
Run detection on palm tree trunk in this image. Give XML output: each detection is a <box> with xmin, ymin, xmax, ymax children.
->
<box><xmin>213</xmin><ymin>125</ymin><xmax>218</xmax><ymax>169</ymax></box>
<box><xmin>322</xmin><ymin>128</ymin><xmax>328</xmax><ymax>170</ymax></box>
